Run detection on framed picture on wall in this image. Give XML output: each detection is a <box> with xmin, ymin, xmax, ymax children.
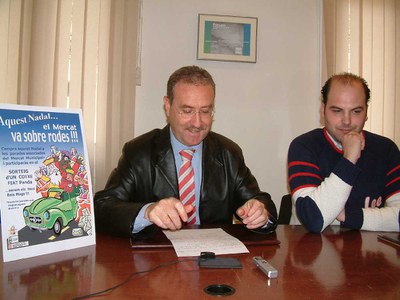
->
<box><xmin>197</xmin><ymin>14</ymin><xmax>258</xmax><ymax>63</ymax></box>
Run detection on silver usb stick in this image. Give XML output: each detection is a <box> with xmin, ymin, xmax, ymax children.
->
<box><xmin>252</xmin><ymin>256</ymin><xmax>278</xmax><ymax>278</ymax></box>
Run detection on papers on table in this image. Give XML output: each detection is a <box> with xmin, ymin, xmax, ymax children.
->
<box><xmin>163</xmin><ymin>228</ymin><xmax>249</xmax><ymax>257</ymax></box>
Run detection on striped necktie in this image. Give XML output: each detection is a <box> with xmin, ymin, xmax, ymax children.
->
<box><xmin>178</xmin><ymin>149</ymin><xmax>196</xmax><ymax>224</ymax></box>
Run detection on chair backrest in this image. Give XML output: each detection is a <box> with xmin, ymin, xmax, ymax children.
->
<box><xmin>278</xmin><ymin>194</ymin><xmax>292</xmax><ymax>224</ymax></box>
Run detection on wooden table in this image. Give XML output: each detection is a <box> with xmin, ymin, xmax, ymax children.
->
<box><xmin>2</xmin><ymin>225</ymin><xmax>399</xmax><ymax>299</ymax></box>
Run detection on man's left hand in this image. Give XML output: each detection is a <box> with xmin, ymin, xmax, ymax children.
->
<box><xmin>336</xmin><ymin>209</ymin><xmax>345</xmax><ymax>222</ymax></box>
<box><xmin>236</xmin><ymin>199</ymin><xmax>269</xmax><ymax>229</ymax></box>
<box><xmin>336</xmin><ymin>196</ymin><xmax>383</xmax><ymax>223</ymax></box>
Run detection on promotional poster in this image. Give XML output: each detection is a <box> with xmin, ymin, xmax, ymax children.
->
<box><xmin>0</xmin><ymin>104</ymin><xmax>96</xmax><ymax>262</ymax></box>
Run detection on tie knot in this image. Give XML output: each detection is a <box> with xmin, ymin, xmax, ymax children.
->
<box><xmin>180</xmin><ymin>149</ymin><xmax>195</xmax><ymax>161</ymax></box>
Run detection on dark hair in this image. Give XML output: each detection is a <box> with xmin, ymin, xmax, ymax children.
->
<box><xmin>321</xmin><ymin>72</ymin><xmax>371</xmax><ymax>105</ymax></box>
<box><xmin>166</xmin><ymin>65</ymin><xmax>216</xmax><ymax>102</ymax></box>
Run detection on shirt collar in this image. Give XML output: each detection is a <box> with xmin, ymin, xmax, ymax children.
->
<box><xmin>325</xmin><ymin>129</ymin><xmax>343</xmax><ymax>151</ymax></box>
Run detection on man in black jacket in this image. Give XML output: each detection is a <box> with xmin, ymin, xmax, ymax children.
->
<box><xmin>94</xmin><ymin>66</ymin><xmax>277</xmax><ymax>237</ymax></box>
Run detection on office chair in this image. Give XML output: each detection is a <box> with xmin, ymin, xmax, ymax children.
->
<box><xmin>278</xmin><ymin>194</ymin><xmax>292</xmax><ymax>224</ymax></box>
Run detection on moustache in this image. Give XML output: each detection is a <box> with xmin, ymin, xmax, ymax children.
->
<box><xmin>187</xmin><ymin>126</ymin><xmax>207</xmax><ymax>132</ymax></box>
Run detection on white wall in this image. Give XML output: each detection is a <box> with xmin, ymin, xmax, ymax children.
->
<box><xmin>135</xmin><ymin>0</ymin><xmax>322</xmax><ymax>210</ymax></box>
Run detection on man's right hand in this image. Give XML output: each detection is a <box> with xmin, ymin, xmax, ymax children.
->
<box><xmin>144</xmin><ymin>197</ymin><xmax>194</xmax><ymax>230</ymax></box>
<box><xmin>342</xmin><ymin>131</ymin><xmax>365</xmax><ymax>164</ymax></box>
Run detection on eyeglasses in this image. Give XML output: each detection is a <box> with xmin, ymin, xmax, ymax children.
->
<box><xmin>175</xmin><ymin>107</ymin><xmax>215</xmax><ymax>119</ymax></box>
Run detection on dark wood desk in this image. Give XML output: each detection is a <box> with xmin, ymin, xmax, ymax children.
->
<box><xmin>1</xmin><ymin>225</ymin><xmax>399</xmax><ymax>299</ymax></box>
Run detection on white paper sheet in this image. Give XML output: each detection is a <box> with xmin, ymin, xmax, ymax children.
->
<box><xmin>163</xmin><ymin>228</ymin><xmax>249</xmax><ymax>257</ymax></box>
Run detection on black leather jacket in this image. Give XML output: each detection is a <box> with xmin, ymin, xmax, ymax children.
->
<box><xmin>94</xmin><ymin>125</ymin><xmax>277</xmax><ymax>237</ymax></box>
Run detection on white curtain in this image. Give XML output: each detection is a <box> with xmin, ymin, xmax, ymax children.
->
<box><xmin>323</xmin><ymin>0</ymin><xmax>400</xmax><ymax>146</ymax></box>
<box><xmin>0</xmin><ymin>0</ymin><xmax>138</xmax><ymax>192</ymax></box>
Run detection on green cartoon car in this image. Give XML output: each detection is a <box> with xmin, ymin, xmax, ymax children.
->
<box><xmin>23</xmin><ymin>187</ymin><xmax>78</xmax><ymax>235</ymax></box>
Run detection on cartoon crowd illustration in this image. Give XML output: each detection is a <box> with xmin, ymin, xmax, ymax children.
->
<box><xmin>33</xmin><ymin>145</ymin><xmax>92</xmax><ymax>235</ymax></box>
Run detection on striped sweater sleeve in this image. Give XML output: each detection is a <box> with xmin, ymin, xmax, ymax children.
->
<box><xmin>361</xmin><ymin>195</ymin><xmax>400</xmax><ymax>231</ymax></box>
<box><xmin>288</xmin><ymin>136</ymin><xmax>361</xmax><ymax>232</ymax></box>
<box><xmin>360</xmin><ymin>148</ymin><xmax>400</xmax><ymax>231</ymax></box>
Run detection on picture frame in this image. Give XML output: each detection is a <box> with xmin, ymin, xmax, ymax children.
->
<box><xmin>197</xmin><ymin>14</ymin><xmax>258</xmax><ymax>63</ymax></box>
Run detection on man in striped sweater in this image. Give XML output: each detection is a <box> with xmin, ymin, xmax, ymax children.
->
<box><xmin>287</xmin><ymin>73</ymin><xmax>400</xmax><ymax>232</ymax></box>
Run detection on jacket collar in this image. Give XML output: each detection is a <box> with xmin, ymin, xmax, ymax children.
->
<box><xmin>153</xmin><ymin>126</ymin><xmax>179</xmax><ymax>195</ymax></box>
<box><xmin>201</xmin><ymin>132</ymin><xmax>223</xmax><ymax>193</ymax></box>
